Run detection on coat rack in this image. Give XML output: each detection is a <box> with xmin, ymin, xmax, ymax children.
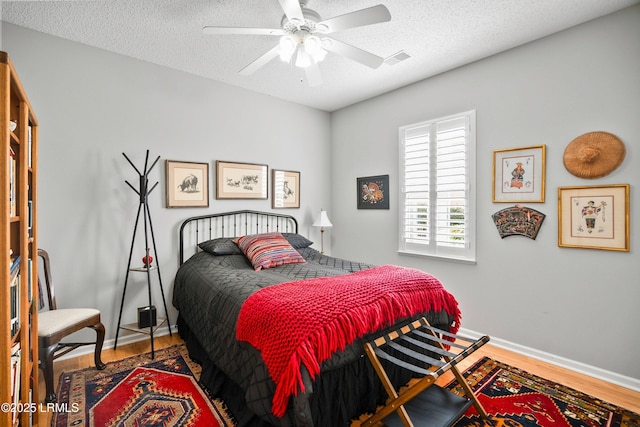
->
<box><xmin>114</xmin><ymin>150</ymin><xmax>171</xmax><ymax>359</ymax></box>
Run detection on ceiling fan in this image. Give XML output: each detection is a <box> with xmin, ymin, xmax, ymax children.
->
<box><xmin>202</xmin><ymin>0</ymin><xmax>392</xmax><ymax>86</ymax></box>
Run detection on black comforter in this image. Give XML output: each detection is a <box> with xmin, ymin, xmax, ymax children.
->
<box><xmin>172</xmin><ymin>247</ymin><xmax>456</xmax><ymax>426</ymax></box>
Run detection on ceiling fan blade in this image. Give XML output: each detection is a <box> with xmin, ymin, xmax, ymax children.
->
<box><xmin>203</xmin><ymin>26</ymin><xmax>285</xmax><ymax>36</ymax></box>
<box><xmin>304</xmin><ymin>63</ymin><xmax>323</xmax><ymax>87</ymax></box>
<box><xmin>277</xmin><ymin>0</ymin><xmax>305</xmax><ymax>25</ymax></box>
<box><xmin>239</xmin><ymin>45</ymin><xmax>281</xmax><ymax>75</ymax></box>
<box><xmin>322</xmin><ymin>38</ymin><xmax>385</xmax><ymax>69</ymax></box>
<box><xmin>316</xmin><ymin>4</ymin><xmax>391</xmax><ymax>34</ymax></box>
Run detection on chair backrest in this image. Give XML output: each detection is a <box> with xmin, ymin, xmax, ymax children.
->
<box><xmin>38</xmin><ymin>249</ymin><xmax>57</xmax><ymax>311</ymax></box>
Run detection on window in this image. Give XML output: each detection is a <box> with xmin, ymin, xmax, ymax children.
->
<box><xmin>398</xmin><ymin>111</ymin><xmax>476</xmax><ymax>263</ymax></box>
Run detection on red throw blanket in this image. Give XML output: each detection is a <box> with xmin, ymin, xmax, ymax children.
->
<box><xmin>236</xmin><ymin>265</ymin><xmax>461</xmax><ymax>417</ymax></box>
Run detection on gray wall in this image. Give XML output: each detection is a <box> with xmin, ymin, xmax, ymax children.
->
<box><xmin>331</xmin><ymin>6</ymin><xmax>639</xmax><ymax>380</ymax></box>
<box><xmin>2</xmin><ymin>5</ymin><xmax>639</xmax><ymax>385</ymax></box>
<box><xmin>2</xmin><ymin>22</ymin><xmax>331</xmax><ymax>346</ymax></box>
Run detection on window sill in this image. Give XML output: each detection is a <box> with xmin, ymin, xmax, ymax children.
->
<box><xmin>397</xmin><ymin>250</ymin><xmax>477</xmax><ymax>265</ymax></box>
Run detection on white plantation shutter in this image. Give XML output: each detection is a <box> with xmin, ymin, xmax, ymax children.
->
<box><xmin>399</xmin><ymin>111</ymin><xmax>476</xmax><ymax>262</ymax></box>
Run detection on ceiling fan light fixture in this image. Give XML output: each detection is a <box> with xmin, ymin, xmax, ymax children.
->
<box><xmin>295</xmin><ymin>48</ymin><xmax>312</xmax><ymax>68</ymax></box>
<box><xmin>278</xmin><ymin>34</ymin><xmax>298</xmax><ymax>62</ymax></box>
<box><xmin>301</xmin><ymin>35</ymin><xmax>327</xmax><ymax>65</ymax></box>
<box><xmin>303</xmin><ymin>35</ymin><xmax>321</xmax><ymax>54</ymax></box>
<box><xmin>279</xmin><ymin>33</ymin><xmax>327</xmax><ymax>68</ymax></box>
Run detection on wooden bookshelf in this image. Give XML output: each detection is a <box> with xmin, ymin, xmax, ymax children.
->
<box><xmin>1</xmin><ymin>51</ymin><xmax>39</xmax><ymax>426</ymax></box>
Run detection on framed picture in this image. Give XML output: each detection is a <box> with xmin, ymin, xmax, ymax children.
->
<box><xmin>558</xmin><ymin>184</ymin><xmax>629</xmax><ymax>251</ymax></box>
<box><xmin>357</xmin><ymin>174</ymin><xmax>389</xmax><ymax>209</ymax></box>
<box><xmin>493</xmin><ymin>145</ymin><xmax>546</xmax><ymax>203</ymax></box>
<box><xmin>272</xmin><ymin>170</ymin><xmax>300</xmax><ymax>208</ymax></box>
<box><xmin>165</xmin><ymin>160</ymin><xmax>209</xmax><ymax>208</ymax></box>
<box><xmin>216</xmin><ymin>161</ymin><xmax>268</xmax><ymax>199</ymax></box>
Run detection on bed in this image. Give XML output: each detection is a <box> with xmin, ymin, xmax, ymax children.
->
<box><xmin>173</xmin><ymin>210</ymin><xmax>461</xmax><ymax>427</ymax></box>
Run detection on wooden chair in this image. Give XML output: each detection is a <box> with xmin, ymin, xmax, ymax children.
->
<box><xmin>359</xmin><ymin>317</ymin><xmax>490</xmax><ymax>427</ymax></box>
<box><xmin>37</xmin><ymin>249</ymin><xmax>107</xmax><ymax>403</ymax></box>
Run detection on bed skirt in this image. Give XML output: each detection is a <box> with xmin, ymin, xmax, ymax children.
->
<box><xmin>177</xmin><ymin>313</ymin><xmax>450</xmax><ymax>427</ymax></box>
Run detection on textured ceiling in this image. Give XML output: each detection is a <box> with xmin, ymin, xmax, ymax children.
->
<box><xmin>2</xmin><ymin>0</ymin><xmax>638</xmax><ymax>111</ymax></box>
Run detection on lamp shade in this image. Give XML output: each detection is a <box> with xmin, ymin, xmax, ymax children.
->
<box><xmin>312</xmin><ymin>209</ymin><xmax>333</xmax><ymax>228</ymax></box>
<box><xmin>277</xmin><ymin>33</ymin><xmax>327</xmax><ymax>69</ymax></box>
<box><xmin>278</xmin><ymin>35</ymin><xmax>297</xmax><ymax>62</ymax></box>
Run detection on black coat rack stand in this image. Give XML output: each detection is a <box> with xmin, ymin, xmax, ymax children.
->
<box><xmin>114</xmin><ymin>150</ymin><xmax>171</xmax><ymax>359</ymax></box>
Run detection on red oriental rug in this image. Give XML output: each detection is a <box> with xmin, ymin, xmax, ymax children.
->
<box><xmin>52</xmin><ymin>344</ymin><xmax>235</xmax><ymax>427</ymax></box>
<box><xmin>446</xmin><ymin>357</ymin><xmax>640</xmax><ymax>427</ymax></box>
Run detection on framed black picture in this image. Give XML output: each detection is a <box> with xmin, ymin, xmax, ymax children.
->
<box><xmin>357</xmin><ymin>175</ymin><xmax>389</xmax><ymax>209</ymax></box>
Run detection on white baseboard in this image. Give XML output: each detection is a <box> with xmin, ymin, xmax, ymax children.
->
<box><xmin>54</xmin><ymin>324</ymin><xmax>178</xmax><ymax>361</ymax></box>
<box><xmin>459</xmin><ymin>327</ymin><xmax>640</xmax><ymax>393</ymax></box>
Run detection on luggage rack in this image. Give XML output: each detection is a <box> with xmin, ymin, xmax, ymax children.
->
<box><xmin>359</xmin><ymin>317</ymin><xmax>490</xmax><ymax>427</ymax></box>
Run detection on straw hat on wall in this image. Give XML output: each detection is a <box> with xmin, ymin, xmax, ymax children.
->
<box><xmin>563</xmin><ymin>131</ymin><xmax>626</xmax><ymax>179</ymax></box>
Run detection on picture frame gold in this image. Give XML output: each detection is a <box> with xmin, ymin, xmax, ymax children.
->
<box><xmin>165</xmin><ymin>160</ymin><xmax>209</xmax><ymax>208</ymax></box>
<box><xmin>492</xmin><ymin>145</ymin><xmax>546</xmax><ymax>203</ymax></box>
<box><xmin>558</xmin><ymin>184</ymin><xmax>629</xmax><ymax>251</ymax></box>
<box><xmin>272</xmin><ymin>169</ymin><xmax>300</xmax><ymax>209</ymax></box>
<box><xmin>216</xmin><ymin>161</ymin><xmax>268</xmax><ymax>199</ymax></box>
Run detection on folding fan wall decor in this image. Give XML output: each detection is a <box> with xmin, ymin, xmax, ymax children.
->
<box><xmin>491</xmin><ymin>205</ymin><xmax>546</xmax><ymax>240</ymax></box>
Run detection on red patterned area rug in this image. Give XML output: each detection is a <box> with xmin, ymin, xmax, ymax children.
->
<box><xmin>52</xmin><ymin>344</ymin><xmax>235</xmax><ymax>427</ymax></box>
<box><xmin>446</xmin><ymin>357</ymin><xmax>640</xmax><ymax>427</ymax></box>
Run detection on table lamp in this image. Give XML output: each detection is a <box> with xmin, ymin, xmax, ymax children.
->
<box><xmin>312</xmin><ymin>209</ymin><xmax>333</xmax><ymax>254</ymax></box>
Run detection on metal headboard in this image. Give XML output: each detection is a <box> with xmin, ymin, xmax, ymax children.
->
<box><xmin>179</xmin><ymin>210</ymin><xmax>299</xmax><ymax>264</ymax></box>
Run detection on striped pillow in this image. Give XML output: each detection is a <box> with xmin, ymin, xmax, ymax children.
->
<box><xmin>234</xmin><ymin>232</ymin><xmax>306</xmax><ymax>271</ymax></box>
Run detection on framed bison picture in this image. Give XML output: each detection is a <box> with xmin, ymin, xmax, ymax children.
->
<box><xmin>165</xmin><ymin>160</ymin><xmax>209</xmax><ymax>208</ymax></box>
<box><xmin>357</xmin><ymin>174</ymin><xmax>389</xmax><ymax>209</ymax></box>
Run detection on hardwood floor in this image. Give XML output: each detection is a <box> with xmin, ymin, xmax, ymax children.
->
<box><xmin>39</xmin><ymin>334</ymin><xmax>640</xmax><ymax>426</ymax></box>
